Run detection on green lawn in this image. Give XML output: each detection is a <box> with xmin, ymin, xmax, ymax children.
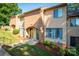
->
<box><xmin>0</xmin><ymin>30</ymin><xmax>52</xmax><ymax>56</ymax></box>
<box><xmin>0</xmin><ymin>30</ymin><xmax>19</xmax><ymax>45</ymax></box>
<box><xmin>6</xmin><ymin>44</ymin><xmax>52</xmax><ymax>56</ymax></box>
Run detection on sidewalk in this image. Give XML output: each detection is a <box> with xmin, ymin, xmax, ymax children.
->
<box><xmin>27</xmin><ymin>39</ymin><xmax>38</xmax><ymax>45</ymax></box>
<box><xmin>0</xmin><ymin>46</ymin><xmax>10</xmax><ymax>56</ymax></box>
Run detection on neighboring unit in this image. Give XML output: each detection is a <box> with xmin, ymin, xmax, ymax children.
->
<box><xmin>42</xmin><ymin>4</ymin><xmax>67</xmax><ymax>47</ymax></box>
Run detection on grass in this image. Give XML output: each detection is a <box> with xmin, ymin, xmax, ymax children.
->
<box><xmin>0</xmin><ymin>29</ymin><xmax>52</xmax><ymax>56</ymax></box>
<box><xmin>0</xmin><ymin>30</ymin><xmax>19</xmax><ymax>45</ymax></box>
<box><xmin>6</xmin><ymin>44</ymin><xmax>52</xmax><ymax>56</ymax></box>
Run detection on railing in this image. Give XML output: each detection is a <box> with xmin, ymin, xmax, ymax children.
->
<box><xmin>68</xmin><ymin>8</ymin><xmax>79</xmax><ymax>17</ymax></box>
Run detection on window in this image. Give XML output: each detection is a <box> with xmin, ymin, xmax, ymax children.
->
<box><xmin>46</xmin><ymin>28</ymin><xmax>63</xmax><ymax>39</ymax></box>
<box><xmin>46</xmin><ymin>28</ymin><xmax>51</xmax><ymax>38</ymax></box>
<box><xmin>54</xmin><ymin>8</ymin><xmax>63</xmax><ymax>18</ymax></box>
<box><xmin>11</xmin><ymin>25</ymin><xmax>15</xmax><ymax>29</ymax></box>
<box><xmin>70</xmin><ymin>37</ymin><xmax>76</xmax><ymax>47</ymax></box>
<box><xmin>70</xmin><ymin>18</ymin><xmax>79</xmax><ymax>27</ymax></box>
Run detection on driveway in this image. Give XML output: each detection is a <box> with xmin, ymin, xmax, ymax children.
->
<box><xmin>0</xmin><ymin>46</ymin><xmax>10</xmax><ymax>56</ymax></box>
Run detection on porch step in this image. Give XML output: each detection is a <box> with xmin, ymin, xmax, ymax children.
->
<box><xmin>27</xmin><ymin>39</ymin><xmax>38</xmax><ymax>45</ymax></box>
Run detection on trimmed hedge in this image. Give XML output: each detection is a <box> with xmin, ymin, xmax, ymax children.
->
<box><xmin>66</xmin><ymin>47</ymin><xmax>77</xmax><ymax>56</ymax></box>
<box><xmin>43</xmin><ymin>40</ymin><xmax>51</xmax><ymax>46</ymax></box>
<box><xmin>59</xmin><ymin>47</ymin><xmax>65</xmax><ymax>55</ymax></box>
<box><xmin>13</xmin><ymin>28</ymin><xmax>19</xmax><ymax>34</ymax></box>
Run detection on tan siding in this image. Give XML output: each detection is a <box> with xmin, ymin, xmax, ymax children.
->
<box><xmin>43</xmin><ymin>6</ymin><xmax>67</xmax><ymax>45</ymax></box>
<box><xmin>10</xmin><ymin>17</ymin><xmax>16</xmax><ymax>27</ymax></box>
<box><xmin>24</xmin><ymin>13</ymin><xmax>41</xmax><ymax>29</ymax></box>
<box><xmin>67</xmin><ymin>18</ymin><xmax>79</xmax><ymax>47</ymax></box>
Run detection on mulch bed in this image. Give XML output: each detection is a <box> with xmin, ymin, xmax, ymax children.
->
<box><xmin>36</xmin><ymin>43</ymin><xmax>61</xmax><ymax>56</ymax></box>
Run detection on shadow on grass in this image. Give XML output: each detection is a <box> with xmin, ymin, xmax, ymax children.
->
<box><xmin>6</xmin><ymin>44</ymin><xmax>52</xmax><ymax>56</ymax></box>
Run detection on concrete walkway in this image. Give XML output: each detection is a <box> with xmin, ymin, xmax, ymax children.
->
<box><xmin>0</xmin><ymin>46</ymin><xmax>10</xmax><ymax>56</ymax></box>
<box><xmin>27</xmin><ymin>39</ymin><xmax>38</xmax><ymax>45</ymax></box>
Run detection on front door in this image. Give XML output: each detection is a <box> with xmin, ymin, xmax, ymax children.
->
<box><xmin>27</xmin><ymin>28</ymin><xmax>39</xmax><ymax>40</ymax></box>
<box><xmin>27</xmin><ymin>28</ymin><xmax>34</xmax><ymax>39</ymax></box>
<box><xmin>36</xmin><ymin>29</ymin><xmax>39</xmax><ymax>40</ymax></box>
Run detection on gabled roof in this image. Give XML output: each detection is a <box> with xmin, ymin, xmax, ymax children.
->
<box><xmin>19</xmin><ymin>8</ymin><xmax>41</xmax><ymax>17</ymax></box>
<box><xmin>24</xmin><ymin>8</ymin><xmax>41</xmax><ymax>14</ymax></box>
<box><xmin>19</xmin><ymin>3</ymin><xmax>67</xmax><ymax>18</ymax></box>
<box><xmin>43</xmin><ymin>3</ymin><xmax>67</xmax><ymax>12</ymax></box>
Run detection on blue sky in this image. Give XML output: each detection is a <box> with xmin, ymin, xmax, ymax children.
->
<box><xmin>18</xmin><ymin>3</ymin><xmax>59</xmax><ymax>13</ymax></box>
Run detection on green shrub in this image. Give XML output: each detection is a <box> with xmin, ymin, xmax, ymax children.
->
<box><xmin>43</xmin><ymin>40</ymin><xmax>51</xmax><ymax>46</ymax></box>
<box><xmin>76</xmin><ymin>45</ymin><xmax>79</xmax><ymax>55</ymax></box>
<box><xmin>66</xmin><ymin>47</ymin><xmax>77</xmax><ymax>56</ymax></box>
<box><xmin>5</xmin><ymin>28</ymin><xmax>9</xmax><ymax>31</ymax></box>
<box><xmin>59</xmin><ymin>47</ymin><xmax>65</xmax><ymax>55</ymax></box>
<box><xmin>13</xmin><ymin>28</ymin><xmax>19</xmax><ymax>34</ymax></box>
<box><xmin>52</xmin><ymin>42</ymin><xmax>57</xmax><ymax>48</ymax></box>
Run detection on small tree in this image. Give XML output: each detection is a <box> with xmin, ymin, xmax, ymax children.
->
<box><xmin>67</xmin><ymin>3</ymin><xmax>79</xmax><ymax>12</ymax></box>
<box><xmin>0</xmin><ymin>3</ymin><xmax>22</xmax><ymax>26</ymax></box>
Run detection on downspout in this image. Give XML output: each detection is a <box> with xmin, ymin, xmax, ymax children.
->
<box><xmin>23</xmin><ymin>21</ymin><xmax>25</xmax><ymax>38</ymax></box>
<box><xmin>41</xmin><ymin>8</ymin><xmax>45</xmax><ymax>42</ymax></box>
<box><xmin>66</xmin><ymin>4</ymin><xmax>69</xmax><ymax>48</ymax></box>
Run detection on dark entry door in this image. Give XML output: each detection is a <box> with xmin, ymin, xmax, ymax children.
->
<box><xmin>70</xmin><ymin>36</ymin><xmax>79</xmax><ymax>47</ymax></box>
<box><xmin>36</xmin><ymin>29</ymin><xmax>39</xmax><ymax>40</ymax></box>
<box><xmin>27</xmin><ymin>28</ymin><xmax>34</xmax><ymax>39</ymax></box>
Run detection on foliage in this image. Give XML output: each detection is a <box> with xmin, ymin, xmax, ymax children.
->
<box><xmin>66</xmin><ymin>47</ymin><xmax>77</xmax><ymax>56</ymax></box>
<box><xmin>5</xmin><ymin>28</ymin><xmax>10</xmax><ymax>31</ymax></box>
<box><xmin>4</xmin><ymin>44</ymin><xmax>52</xmax><ymax>56</ymax></box>
<box><xmin>52</xmin><ymin>42</ymin><xmax>57</xmax><ymax>48</ymax></box>
<box><xmin>43</xmin><ymin>40</ymin><xmax>51</xmax><ymax>46</ymax></box>
<box><xmin>59</xmin><ymin>47</ymin><xmax>65</xmax><ymax>55</ymax></box>
<box><xmin>0</xmin><ymin>3</ymin><xmax>22</xmax><ymax>26</ymax></box>
<box><xmin>0</xmin><ymin>30</ymin><xmax>18</xmax><ymax>45</ymax></box>
<box><xmin>13</xmin><ymin>28</ymin><xmax>20</xmax><ymax>34</ymax></box>
<box><xmin>67</xmin><ymin>3</ymin><xmax>79</xmax><ymax>12</ymax></box>
<box><xmin>76</xmin><ymin>45</ymin><xmax>79</xmax><ymax>55</ymax></box>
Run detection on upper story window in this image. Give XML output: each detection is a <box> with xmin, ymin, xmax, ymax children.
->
<box><xmin>54</xmin><ymin>8</ymin><xmax>63</xmax><ymax>18</ymax></box>
<box><xmin>70</xmin><ymin>18</ymin><xmax>79</xmax><ymax>27</ymax></box>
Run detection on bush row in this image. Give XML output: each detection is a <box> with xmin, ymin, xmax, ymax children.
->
<box><xmin>13</xmin><ymin>28</ymin><xmax>20</xmax><ymax>34</ymax></box>
<box><xmin>43</xmin><ymin>39</ymin><xmax>79</xmax><ymax>56</ymax></box>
